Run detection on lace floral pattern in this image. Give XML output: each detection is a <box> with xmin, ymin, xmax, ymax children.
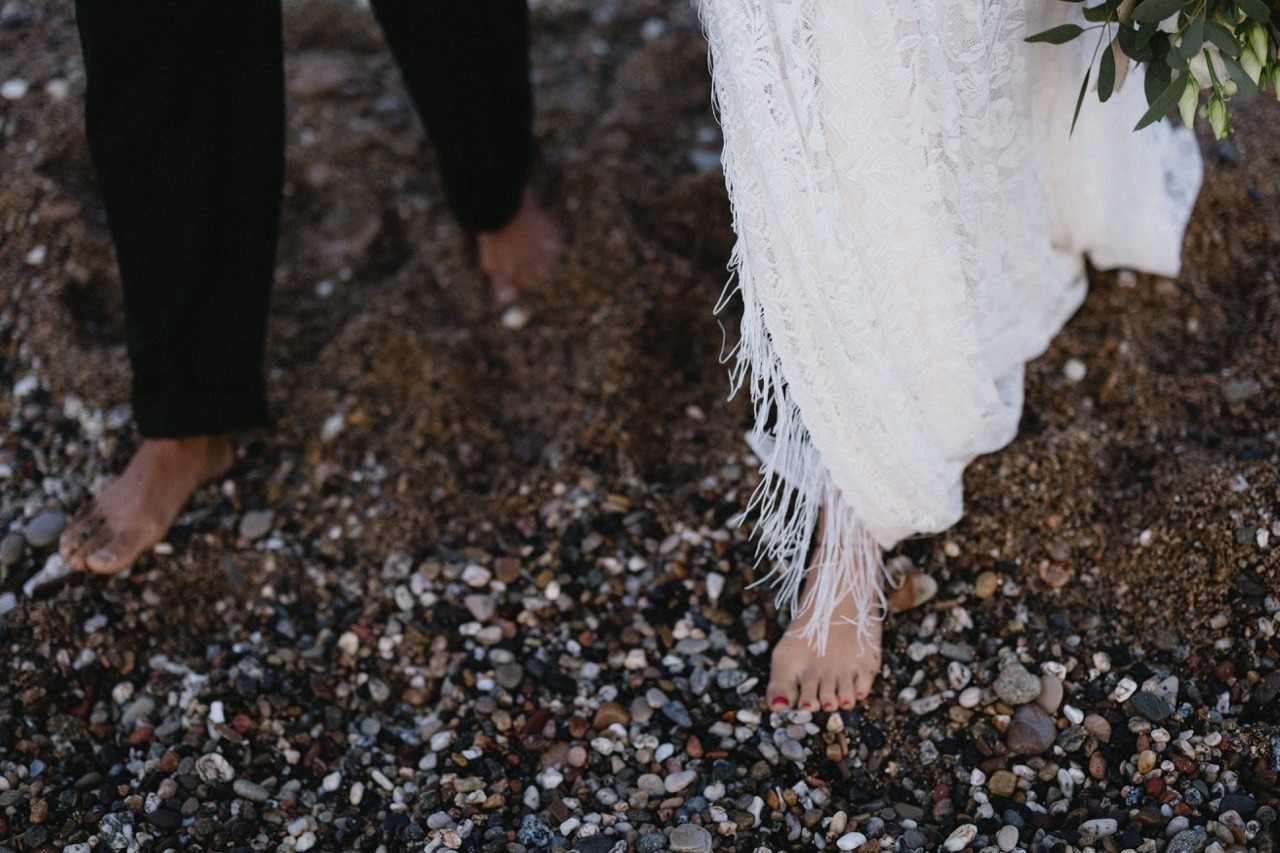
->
<box><xmin>699</xmin><ymin>0</ymin><xmax>1202</xmax><ymax>651</ymax></box>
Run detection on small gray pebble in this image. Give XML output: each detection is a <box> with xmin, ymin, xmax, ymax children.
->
<box><xmin>24</xmin><ymin>510</ymin><xmax>65</xmax><ymax>548</ymax></box>
<box><xmin>232</xmin><ymin>779</ymin><xmax>269</xmax><ymax>802</ymax></box>
<box><xmin>668</xmin><ymin>823</ymin><xmax>713</xmax><ymax>853</ymax></box>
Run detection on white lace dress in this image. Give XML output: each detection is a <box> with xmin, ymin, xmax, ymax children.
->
<box><xmin>698</xmin><ymin>0</ymin><xmax>1203</xmax><ymax>649</ymax></box>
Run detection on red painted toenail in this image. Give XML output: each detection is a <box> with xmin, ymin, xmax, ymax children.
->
<box><xmin>772</xmin><ymin>696</ymin><xmax>788</xmax><ymax>707</ymax></box>
<box><xmin>822</xmin><ymin>703</ymin><xmax>833</xmax><ymax>710</ymax></box>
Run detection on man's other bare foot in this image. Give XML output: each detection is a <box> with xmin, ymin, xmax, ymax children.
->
<box><xmin>60</xmin><ymin>435</ymin><xmax>233</xmax><ymax>575</ymax></box>
<box><xmin>475</xmin><ymin>186</ymin><xmax>561</xmax><ymax>305</ymax></box>
<box><xmin>765</xmin><ymin>535</ymin><xmax>884</xmax><ymax>711</ymax></box>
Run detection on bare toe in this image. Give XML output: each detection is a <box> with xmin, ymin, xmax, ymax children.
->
<box><xmin>837</xmin><ymin>672</ymin><xmax>859</xmax><ymax>709</ymax></box>
<box><xmin>796</xmin><ymin>675</ymin><xmax>821</xmax><ymax>711</ymax></box>
<box><xmin>818</xmin><ymin>676</ymin><xmax>840</xmax><ymax>712</ymax></box>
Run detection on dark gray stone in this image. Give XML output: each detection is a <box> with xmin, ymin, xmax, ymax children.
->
<box><xmin>1130</xmin><ymin>691</ymin><xmax>1174</xmax><ymax>722</ymax></box>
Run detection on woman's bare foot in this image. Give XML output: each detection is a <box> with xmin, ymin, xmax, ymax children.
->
<box><xmin>60</xmin><ymin>435</ymin><xmax>233</xmax><ymax>575</ymax></box>
<box><xmin>765</xmin><ymin>530</ymin><xmax>884</xmax><ymax>711</ymax></box>
<box><xmin>475</xmin><ymin>186</ymin><xmax>561</xmax><ymax>304</ymax></box>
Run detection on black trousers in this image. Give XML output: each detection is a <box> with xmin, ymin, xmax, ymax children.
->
<box><xmin>74</xmin><ymin>0</ymin><xmax>533</xmax><ymax>437</ymax></box>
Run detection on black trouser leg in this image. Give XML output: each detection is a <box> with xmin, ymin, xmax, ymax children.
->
<box><xmin>370</xmin><ymin>0</ymin><xmax>534</xmax><ymax>234</ymax></box>
<box><xmin>75</xmin><ymin>0</ymin><xmax>284</xmax><ymax>437</ymax></box>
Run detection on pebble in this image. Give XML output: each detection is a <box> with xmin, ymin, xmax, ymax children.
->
<box><xmin>1064</xmin><ymin>358</ymin><xmax>1087</xmax><ymax>381</ymax></box>
<box><xmin>1083</xmin><ymin>713</ymin><xmax>1111</xmax><ymax>741</ymax></box>
<box><xmin>989</xmin><ymin>770</ymin><xmax>1018</xmax><ymax>797</ymax></box>
<box><xmin>232</xmin><ymin>779</ymin><xmax>269</xmax><ymax>802</ymax></box>
<box><xmin>1131</xmin><ymin>690</ymin><xmax>1174</xmax><ymax>722</ymax></box>
<box><xmin>517</xmin><ymin>815</ymin><xmax>553</xmax><ymax>848</ymax></box>
<box><xmin>24</xmin><ymin>510</ymin><xmax>64</xmax><ymax>548</ymax></box>
<box><xmin>0</xmin><ymin>533</ymin><xmax>23</xmax><ymax>565</ymax></box>
<box><xmin>1036</xmin><ymin>673</ymin><xmax>1063</xmax><ymax>714</ymax></box>
<box><xmin>1167</xmin><ymin>829</ymin><xmax>1210</xmax><ymax>853</ymax></box>
<box><xmin>636</xmin><ymin>833</ymin><xmax>669</xmax><ymax>852</ymax></box>
<box><xmin>1</xmin><ymin>77</ymin><xmax>29</xmax><ymax>100</ymax></box>
<box><xmin>943</xmin><ymin>823</ymin><xmax>978</xmax><ymax>851</ymax></box>
<box><xmin>664</xmin><ymin>770</ymin><xmax>698</xmax><ymax>793</ymax></box>
<box><xmin>994</xmin><ymin>666</ymin><xmax>1042</xmax><ymax>705</ymax></box>
<box><xmin>22</xmin><ymin>553</ymin><xmax>71</xmax><ymax>597</ymax></box>
<box><xmin>996</xmin><ymin>825</ymin><xmax>1019</xmax><ymax>851</ymax></box>
<box><xmin>461</xmin><ymin>564</ymin><xmax>492</xmax><ymax>587</ymax></box>
<box><xmin>1080</xmin><ymin>818</ymin><xmax>1119</xmax><ymax>839</ymax></box>
<box><xmin>661</xmin><ymin>700</ymin><xmax>692</xmax><ymax>728</ymax></box>
<box><xmin>238</xmin><ymin>509</ymin><xmax>274</xmax><ymax>541</ymax></box>
<box><xmin>1005</xmin><ymin>703</ymin><xmax>1056</xmax><ymax>753</ymax></box>
<box><xmin>974</xmin><ymin>571</ymin><xmax>1000</xmax><ymax>598</ymax></box>
<box><xmin>958</xmin><ymin>686</ymin><xmax>982</xmax><ymax>708</ymax></box>
<box><xmin>668</xmin><ymin>823</ymin><xmax>713</xmax><ymax>853</ymax></box>
<box><xmin>836</xmin><ymin>831</ymin><xmax>867</xmax><ymax>850</ymax></box>
<box><xmin>195</xmin><ymin>753</ymin><xmax>234</xmax><ymax>783</ymax></box>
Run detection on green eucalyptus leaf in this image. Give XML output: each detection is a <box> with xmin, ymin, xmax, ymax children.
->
<box><xmin>1083</xmin><ymin>4</ymin><xmax>1114</xmax><ymax>21</ymax></box>
<box><xmin>1072</xmin><ymin>67</ymin><xmax>1092</xmax><ymax>134</ymax></box>
<box><xmin>1099</xmin><ymin>38</ymin><xmax>1118</xmax><ymax>100</ymax></box>
<box><xmin>1146</xmin><ymin>36</ymin><xmax>1173</xmax><ymax>103</ymax></box>
<box><xmin>1135</xmin><ymin>19</ymin><xmax>1159</xmax><ymax>49</ymax></box>
<box><xmin>1025</xmin><ymin>23</ymin><xmax>1086</xmax><ymax>43</ymax></box>
<box><xmin>1131</xmin><ymin>0</ymin><xmax>1185</xmax><ymax>23</ymax></box>
<box><xmin>1236</xmin><ymin>0</ymin><xmax>1272</xmax><ymax>22</ymax></box>
<box><xmin>1177</xmin><ymin>15</ymin><xmax>1205</xmax><ymax>58</ymax></box>
<box><xmin>1166</xmin><ymin>41</ymin><xmax>1189</xmax><ymax>70</ymax></box>
<box><xmin>1135</xmin><ymin>71</ymin><xmax>1186</xmax><ymax>129</ymax></box>
<box><xmin>1203</xmin><ymin>21</ymin><xmax>1243</xmax><ymax>57</ymax></box>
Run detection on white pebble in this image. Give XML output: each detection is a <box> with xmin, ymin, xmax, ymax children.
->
<box><xmin>322</xmin><ymin>771</ymin><xmax>342</xmax><ymax>792</ymax></box>
<box><xmin>2</xmin><ymin>78</ymin><xmax>30</xmax><ymax>100</ymax></box>
<box><xmin>944</xmin><ymin>824</ymin><xmax>978</xmax><ymax>851</ymax></box>
<box><xmin>24</xmin><ymin>245</ymin><xmax>46</xmax><ymax>266</ymax></box>
<box><xmin>958</xmin><ymin>686</ymin><xmax>982</xmax><ymax>708</ymax></box>
<box><xmin>1063</xmin><ymin>358</ymin><xmax>1087</xmax><ymax>382</ymax></box>
<box><xmin>837</xmin><ymin>832</ymin><xmax>867</xmax><ymax>850</ymax></box>
<box><xmin>1111</xmin><ymin>677</ymin><xmax>1137</xmax><ymax>702</ymax></box>
<box><xmin>461</xmin><ymin>564</ymin><xmax>492</xmax><ymax>588</ymax></box>
<box><xmin>501</xmin><ymin>306</ymin><xmax>530</xmax><ymax>330</ymax></box>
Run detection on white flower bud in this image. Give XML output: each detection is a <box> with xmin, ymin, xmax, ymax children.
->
<box><xmin>1248</xmin><ymin>22</ymin><xmax>1268</xmax><ymax>64</ymax></box>
<box><xmin>1178</xmin><ymin>75</ymin><xmax>1200</xmax><ymax>129</ymax></box>
<box><xmin>1207</xmin><ymin>94</ymin><xmax>1229</xmax><ymax>139</ymax></box>
<box><xmin>1241</xmin><ymin>44</ymin><xmax>1264</xmax><ymax>85</ymax></box>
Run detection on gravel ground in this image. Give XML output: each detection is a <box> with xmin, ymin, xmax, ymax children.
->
<box><xmin>1</xmin><ymin>1</ymin><xmax>1278</xmax><ymax>851</ymax></box>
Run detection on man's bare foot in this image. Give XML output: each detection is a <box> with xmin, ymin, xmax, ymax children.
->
<box><xmin>475</xmin><ymin>186</ymin><xmax>561</xmax><ymax>304</ymax></box>
<box><xmin>765</xmin><ymin>533</ymin><xmax>884</xmax><ymax>711</ymax></box>
<box><xmin>60</xmin><ymin>435</ymin><xmax>233</xmax><ymax>575</ymax></box>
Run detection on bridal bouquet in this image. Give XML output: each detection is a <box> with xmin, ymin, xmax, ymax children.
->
<box><xmin>1028</xmin><ymin>0</ymin><xmax>1279</xmax><ymax>137</ymax></box>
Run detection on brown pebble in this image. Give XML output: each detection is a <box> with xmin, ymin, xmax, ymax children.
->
<box><xmin>1089</xmin><ymin>752</ymin><xmax>1107</xmax><ymax>780</ymax></box>
<box><xmin>567</xmin><ymin>715</ymin><xmax>589</xmax><ymax>739</ymax></box>
<box><xmin>567</xmin><ymin>746</ymin><xmax>587</xmax><ymax>767</ymax></box>
<box><xmin>1038</xmin><ymin>563</ymin><xmax>1071</xmax><ymax>589</ymax></box>
<box><xmin>1146</xmin><ymin>776</ymin><xmax>1166</xmax><ymax>796</ymax></box>
<box><xmin>1035</xmin><ymin>674</ymin><xmax>1064</xmax><ymax>715</ymax></box>
<box><xmin>593</xmin><ymin>701</ymin><xmax>630</xmax><ymax>729</ymax></box>
<box><xmin>989</xmin><ymin>770</ymin><xmax>1017</xmax><ymax>797</ymax></box>
<box><xmin>494</xmin><ymin>557</ymin><xmax>521</xmax><ymax>584</ymax></box>
<box><xmin>686</xmin><ymin>735</ymin><xmax>703</xmax><ymax>759</ymax></box>
<box><xmin>888</xmin><ymin>569</ymin><xmax>938</xmax><ymax>612</ymax></box>
<box><xmin>1082</xmin><ymin>714</ymin><xmax>1111</xmax><ymax>741</ymax></box>
<box><xmin>29</xmin><ymin>798</ymin><xmax>47</xmax><ymax>824</ymax></box>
